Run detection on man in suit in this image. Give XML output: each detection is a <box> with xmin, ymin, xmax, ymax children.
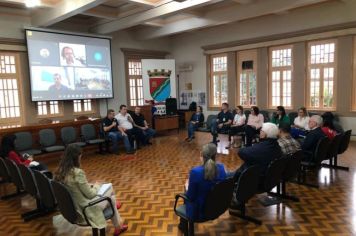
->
<box><xmin>229</xmin><ymin>122</ymin><xmax>282</xmax><ymax>210</ymax></box>
<box><xmin>301</xmin><ymin>115</ymin><xmax>326</xmax><ymax>161</ymax></box>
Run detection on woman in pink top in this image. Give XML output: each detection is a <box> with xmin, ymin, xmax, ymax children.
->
<box><xmin>245</xmin><ymin>106</ymin><xmax>264</xmax><ymax>146</ymax></box>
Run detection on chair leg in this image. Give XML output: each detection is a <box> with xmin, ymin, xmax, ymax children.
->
<box><xmin>188</xmin><ymin>221</ymin><xmax>194</xmax><ymax>236</ymax></box>
<box><xmin>269</xmin><ymin>181</ymin><xmax>300</xmax><ymax>202</ymax></box>
<box><xmin>229</xmin><ymin>203</ymin><xmax>262</xmax><ymax>225</ymax></box>
<box><xmin>92</xmin><ymin>228</ymin><xmax>99</xmax><ymax>236</ymax></box>
<box><xmin>99</xmin><ymin>228</ymin><xmax>106</xmax><ymax>236</ymax></box>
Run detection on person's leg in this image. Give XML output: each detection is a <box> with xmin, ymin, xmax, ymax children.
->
<box><xmin>118</xmin><ymin>132</ymin><xmax>132</xmax><ymax>152</ymax></box>
<box><xmin>245</xmin><ymin>125</ymin><xmax>254</xmax><ymax>147</ymax></box>
<box><xmin>191</xmin><ymin>124</ymin><xmax>198</xmax><ymax>138</ymax></box>
<box><xmin>187</xmin><ymin>122</ymin><xmax>193</xmax><ymax>139</ymax></box>
<box><xmin>108</xmin><ymin>132</ymin><xmax>119</xmax><ymax>153</ymax></box>
<box><xmin>144</xmin><ymin>128</ymin><xmax>156</xmax><ymax>144</ymax></box>
<box><xmin>96</xmin><ymin>186</ymin><xmax>122</xmax><ymax>229</ymax></box>
<box><xmin>211</xmin><ymin>120</ymin><xmax>219</xmax><ymax>143</ymax></box>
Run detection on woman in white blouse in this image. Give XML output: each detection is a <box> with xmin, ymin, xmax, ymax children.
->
<box><xmin>291</xmin><ymin>107</ymin><xmax>310</xmax><ymax>138</ymax></box>
<box><xmin>293</xmin><ymin>107</ymin><xmax>310</xmax><ymax>130</ymax></box>
<box><xmin>226</xmin><ymin>106</ymin><xmax>246</xmax><ymax>148</ymax></box>
<box><xmin>245</xmin><ymin>106</ymin><xmax>264</xmax><ymax>147</ymax></box>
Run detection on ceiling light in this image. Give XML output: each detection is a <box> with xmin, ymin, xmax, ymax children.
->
<box><xmin>25</xmin><ymin>0</ymin><xmax>40</xmax><ymax>8</ymax></box>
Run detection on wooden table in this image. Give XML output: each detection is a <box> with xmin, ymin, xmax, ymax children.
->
<box><xmin>154</xmin><ymin>115</ymin><xmax>179</xmax><ymax>132</ymax></box>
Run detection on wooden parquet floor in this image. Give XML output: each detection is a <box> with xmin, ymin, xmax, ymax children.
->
<box><xmin>1</xmin><ymin>130</ymin><xmax>356</xmax><ymax>236</ymax></box>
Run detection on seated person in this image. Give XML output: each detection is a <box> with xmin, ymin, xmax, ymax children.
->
<box><xmin>0</xmin><ymin>134</ymin><xmax>49</xmax><ymax>173</ymax></box>
<box><xmin>232</xmin><ymin>123</ymin><xmax>282</xmax><ymax>181</ymax></box>
<box><xmin>185</xmin><ymin>106</ymin><xmax>204</xmax><ymax>142</ymax></box>
<box><xmin>291</xmin><ymin>107</ymin><xmax>310</xmax><ymax>138</ymax></box>
<box><xmin>103</xmin><ymin>109</ymin><xmax>134</xmax><ymax>155</ymax></box>
<box><xmin>271</xmin><ymin>106</ymin><xmax>290</xmax><ymax>127</ymax></box>
<box><xmin>48</xmin><ymin>73</ymin><xmax>70</xmax><ymax>92</ymax></box>
<box><xmin>321</xmin><ymin>112</ymin><xmax>337</xmax><ymax>140</ymax></box>
<box><xmin>301</xmin><ymin>115</ymin><xmax>326</xmax><ymax>162</ymax></box>
<box><xmin>131</xmin><ymin>106</ymin><xmax>156</xmax><ymax>145</ymax></box>
<box><xmin>115</xmin><ymin>104</ymin><xmax>145</xmax><ymax>151</ymax></box>
<box><xmin>210</xmin><ymin>103</ymin><xmax>233</xmax><ymax>144</ymax></box>
<box><xmin>178</xmin><ymin>143</ymin><xmax>226</xmax><ymax>231</ymax></box>
<box><xmin>54</xmin><ymin>144</ymin><xmax>128</xmax><ymax>236</ymax></box>
<box><xmin>277</xmin><ymin>123</ymin><xmax>301</xmax><ymax>155</ymax></box>
<box><xmin>245</xmin><ymin>106</ymin><xmax>264</xmax><ymax>147</ymax></box>
<box><xmin>226</xmin><ymin>105</ymin><xmax>246</xmax><ymax>149</ymax></box>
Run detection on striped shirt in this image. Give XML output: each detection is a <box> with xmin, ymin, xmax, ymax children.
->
<box><xmin>277</xmin><ymin>136</ymin><xmax>301</xmax><ymax>155</ymax></box>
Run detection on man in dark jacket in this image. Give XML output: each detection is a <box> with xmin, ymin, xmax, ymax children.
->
<box><xmin>301</xmin><ymin>115</ymin><xmax>326</xmax><ymax>161</ymax></box>
<box><xmin>211</xmin><ymin>103</ymin><xmax>233</xmax><ymax>144</ymax></box>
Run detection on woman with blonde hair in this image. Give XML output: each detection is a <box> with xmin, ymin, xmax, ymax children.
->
<box><xmin>55</xmin><ymin>144</ymin><xmax>128</xmax><ymax>236</ymax></box>
<box><xmin>178</xmin><ymin>143</ymin><xmax>227</xmax><ymax>231</ymax></box>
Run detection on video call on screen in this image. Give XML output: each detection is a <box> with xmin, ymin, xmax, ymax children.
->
<box><xmin>26</xmin><ymin>30</ymin><xmax>114</xmax><ymax>101</ymax></box>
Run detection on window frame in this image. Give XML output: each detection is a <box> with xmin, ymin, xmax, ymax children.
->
<box><xmin>72</xmin><ymin>99</ymin><xmax>96</xmax><ymax>115</ymax></box>
<box><xmin>208</xmin><ymin>53</ymin><xmax>228</xmax><ymax>108</ymax></box>
<box><xmin>236</xmin><ymin>49</ymin><xmax>258</xmax><ymax>108</ymax></box>
<box><xmin>306</xmin><ymin>39</ymin><xmax>337</xmax><ymax>111</ymax></box>
<box><xmin>0</xmin><ymin>52</ymin><xmax>23</xmax><ymax>126</ymax></box>
<box><xmin>268</xmin><ymin>45</ymin><xmax>294</xmax><ymax>109</ymax></box>
<box><xmin>127</xmin><ymin>59</ymin><xmax>144</xmax><ymax>107</ymax></box>
<box><xmin>36</xmin><ymin>100</ymin><xmax>64</xmax><ymax>118</ymax></box>
<box><xmin>352</xmin><ymin>37</ymin><xmax>356</xmax><ymax>111</ymax></box>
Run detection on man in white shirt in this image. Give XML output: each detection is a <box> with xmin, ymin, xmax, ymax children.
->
<box><xmin>115</xmin><ymin>105</ymin><xmax>145</xmax><ymax>149</ymax></box>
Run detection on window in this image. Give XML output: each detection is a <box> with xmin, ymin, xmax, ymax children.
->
<box><xmin>209</xmin><ymin>54</ymin><xmax>228</xmax><ymax>107</ymax></box>
<box><xmin>37</xmin><ymin>101</ymin><xmax>62</xmax><ymax>116</ymax></box>
<box><xmin>307</xmin><ymin>40</ymin><xmax>336</xmax><ymax>109</ymax></box>
<box><xmin>128</xmin><ymin>60</ymin><xmax>144</xmax><ymax>107</ymax></box>
<box><xmin>236</xmin><ymin>50</ymin><xmax>257</xmax><ymax>107</ymax></box>
<box><xmin>269</xmin><ymin>46</ymin><xmax>293</xmax><ymax>108</ymax></box>
<box><xmin>0</xmin><ymin>53</ymin><xmax>21</xmax><ymax>126</ymax></box>
<box><xmin>73</xmin><ymin>99</ymin><xmax>94</xmax><ymax>113</ymax></box>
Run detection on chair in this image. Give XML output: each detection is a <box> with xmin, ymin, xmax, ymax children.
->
<box><xmin>274</xmin><ymin>151</ymin><xmax>303</xmax><ymax>202</ymax></box>
<box><xmin>257</xmin><ymin>157</ymin><xmax>289</xmax><ymax>206</ymax></box>
<box><xmin>321</xmin><ymin>134</ymin><xmax>343</xmax><ymax>169</ymax></box>
<box><xmin>14</xmin><ymin>132</ymin><xmax>42</xmax><ymax>156</ymax></box>
<box><xmin>229</xmin><ymin>166</ymin><xmax>261</xmax><ymax>224</ymax></box>
<box><xmin>39</xmin><ymin>129</ymin><xmax>65</xmax><ymax>153</ymax></box>
<box><xmin>81</xmin><ymin>124</ymin><xmax>106</xmax><ymax>153</ymax></box>
<box><xmin>288</xmin><ymin>112</ymin><xmax>298</xmax><ymax>125</ymax></box>
<box><xmin>61</xmin><ymin>127</ymin><xmax>86</xmax><ymax>147</ymax></box>
<box><xmin>3</xmin><ymin>159</ymin><xmax>25</xmax><ymax>196</ymax></box>
<box><xmin>51</xmin><ymin>180</ymin><xmax>115</xmax><ymax>236</ymax></box>
<box><xmin>0</xmin><ymin>158</ymin><xmax>23</xmax><ymax>199</ymax></box>
<box><xmin>174</xmin><ymin>178</ymin><xmax>234</xmax><ymax>236</ymax></box>
<box><xmin>197</xmin><ymin>115</ymin><xmax>217</xmax><ymax>132</ymax></box>
<box><xmin>18</xmin><ymin>165</ymin><xmax>54</xmax><ymax>221</ymax></box>
<box><xmin>259</xmin><ymin>110</ymin><xmax>270</xmax><ymax>122</ymax></box>
<box><xmin>33</xmin><ymin>171</ymin><xmax>57</xmax><ymax>211</ymax></box>
<box><xmin>300</xmin><ymin>137</ymin><xmax>330</xmax><ymax>188</ymax></box>
<box><xmin>244</xmin><ymin>110</ymin><xmax>251</xmax><ymax>120</ymax></box>
<box><xmin>334</xmin><ymin>130</ymin><xmax>352</xmax><ymax>171</ymax></box>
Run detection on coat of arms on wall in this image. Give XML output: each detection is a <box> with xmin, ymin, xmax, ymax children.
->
<box><xmin>148</xmin><ymin>69</ymin><xmax>171</xmax><ymax>102</ymax></box>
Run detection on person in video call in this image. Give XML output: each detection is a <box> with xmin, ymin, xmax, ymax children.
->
<box><xmin>48</xmin><ymin>73</ymin><xmax>70</xmax><ymax>92</ymax></box>
<box><xmin>61</xmin><ymin>46</ymin><xmax>85</xmax><ymax>66</ymax></box>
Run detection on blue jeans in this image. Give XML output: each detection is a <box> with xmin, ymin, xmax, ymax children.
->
<box><xmin>188</xmin><ymin>122</ymin><xmax>199</xmax><ymax>139</ymax></box>
<box><xmin>143</xmin><ymin>128</ymin><xmax>156</xmax><ymax>142</ymax></box>
<box><xmin>108</xmin><ymin>131</ymin><xmax>132</xmax><ymax>153</ymax></box>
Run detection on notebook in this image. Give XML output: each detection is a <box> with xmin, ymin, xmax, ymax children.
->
<box><xmin>97</xmin><ymin>183</ymin><xmax>112</xmax><ymax>196</ymax></box>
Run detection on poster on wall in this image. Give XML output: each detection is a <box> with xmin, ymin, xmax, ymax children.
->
<box><xmin>142</xmin><ymin>59</ymin><xmax>176</xmax><ymax>103</ymax></box>
<box><xmin>179</xmin><ymin>90</ymin><xmax>206</xmax><ymax>110</ymax></box>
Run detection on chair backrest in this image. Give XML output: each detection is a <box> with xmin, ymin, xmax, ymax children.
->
<box><xmin>81</xmin><ymin>124</ymin><xmax>97</xmax><ymax>141</ymax></box>
<box><xmin>259</xmin><ymin>110</ymin><xmax>270</xmax><ymax>122</ymax></box>
<box><xmin>4</xmin><ymin>158</ymin><xmax>24</xmax><ymax>190</ymax></box>
<box><xmin>262</xmin><ymin>157</ymin><xmax>288</xmax><ymax>192</ymax></box>
<box><xmin>0</xmin><ymin>158</ymin><xmax>11</xmax><ymax>181</ymax></box>
<box><xmin>338</xmin><ymin>130</ymin><xmax>352</xmax><ymax>155</ymax></box>
<box><xmin>33</xmin><ymin>171</ymin><xmax>56</xmax><ymax>209</ymax></box>
<box><xmin>313</xmin><ymin>137</ymin><xmax>330</xmax><ymax>164</ymax></box>
<box><xmin>39</xmin><ymin>129</ymin><xmax>57</xmax><ymax>147</ymax></box>
<box><xmin>282</xmin><ymin>151</ymin><xmax>303</xmax><ymax>181</ymax></box>
<box><xmin>14</xmin><ymin>132</ymin><xmax>33</xmax><ymax>151</ymax></box>
<box><xmin>61</xmin><ymin>127</ymin><xmax>77</xmax><ymax>145</ymax></box>
<box><xmin>206</xmin><ymin>115</ymin><xmax>217</xmax><ymax>129</ymax></box>
<box><xmin>235</xmin><ymin>165</ymin><xmax>260</xmax><ymax>203</ymax></box>
<box><xmin>288</xmin><ymin>112</ymin><xmax>298</xmax><ymax>124</ymax></box>
<box><xmin>51</xmin><ymin>180</ymin><xmax>78</xmax><ymax>224</ymax></box>
<box><xmin>18</xmin><ymin>164</ymin><xmax>38</xmax><ymax>198</ymax></box>
<box><xmin>325</xmin><ymin>133</ymin><xmax>343</xmax><ymax>160</ymax></box>
<box><xmin>204</xmin><ymin>178</ymin><xmax>234</xmax><ymax>220</ymax></box>
<box><xmin>244</xmin><ymin>110</ymin><xmax>251</xmax><ymax>121</ymax></box>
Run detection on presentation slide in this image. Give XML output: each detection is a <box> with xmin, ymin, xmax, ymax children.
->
<box><xmin>26</xmin><ymin>29</ymin><xmax>113</xmax><ymax>101</ymax></box>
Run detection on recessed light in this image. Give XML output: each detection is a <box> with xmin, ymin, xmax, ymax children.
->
<box><xmin>25</xmin><ymin>0</ymin><xmax>40</xmax><ymax>8</ymax></box>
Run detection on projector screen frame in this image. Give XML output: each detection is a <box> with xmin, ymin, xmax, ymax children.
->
<box><xmin>24</xmin><ymin>27</ymin><xmax>115</xmax><ymax>102</ymax></box>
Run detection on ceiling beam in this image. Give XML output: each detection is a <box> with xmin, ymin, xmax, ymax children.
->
<box><xmin>91</xmin><ymin>0</ymin><xmax>223</xmax><ymax>34</ymax></box>
<box><xmin>31</xmin><ymin>0</ymin><xmax>107</xmax><ymax>27</ymax></box>
<box><xmin>82</xmin><ymin>5</ymin><xmax>118</xmax><ymax>20</ymax></box>
<box><xmin>136</xmin><ymin>0</ymin><xmax>330</xmax><ymax>39</ymax></box>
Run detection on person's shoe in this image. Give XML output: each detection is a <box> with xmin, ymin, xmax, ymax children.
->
<box><xmin>116</xmin><ymin>201</ymin><xmax>122</xmax><ymax>209</ymax></box>
<box><xmin>192</xmin><ymin>136</ymin><xmax>195</xmax><ymax>139</ymax></box>
<box><xmin>114</xmin><ymin>225</ymin><xmax>128</xmax><ymax>236</ymax></box>
<box><xmin>187</xmin><ymin>138</ymin><xmax>193</xmax><ymax>142</ymax></box>
<box><xmin>185</xmin><ymin>137</ymin><xmax>190</xmax><ymax>141</ymax></box>
<box><xmin>225</xmin><ymin>144</ymin><xmax>231</xmax><ymax>149</ymax></box>
<box><xmin>126</xmin><ymin>150</ymin><xmax>135</xmax><ymax>154</ymax></box>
